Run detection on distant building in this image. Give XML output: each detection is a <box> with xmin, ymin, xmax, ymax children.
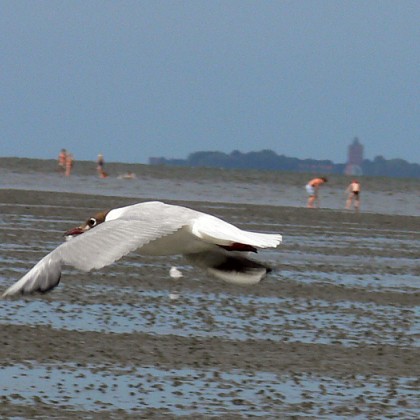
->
<box><xmin>345</xmin><ymin>137</ymin><xmax>364</xmax><ymax>175</ymax></box>
<box><xmin>348</xmin><ymin>137</ymin><xmax>363</xmax><ymax>165</ymax></box>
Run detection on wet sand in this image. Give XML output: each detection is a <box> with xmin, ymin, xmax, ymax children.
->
<box><xmin>0</xmin><ymin>189</ymin><xmax>419</xmax><ymax>418</ymax></box>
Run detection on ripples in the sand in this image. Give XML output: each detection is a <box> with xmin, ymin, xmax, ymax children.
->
<box><xmin>1</xmin><ymin>363</ymin><xmax>418</xmax><ymax>417</ymax></box>
<box><xmin>1</xmin><ymin>287</ymin><xmax>417</xmax><ymax>347</ymax></box>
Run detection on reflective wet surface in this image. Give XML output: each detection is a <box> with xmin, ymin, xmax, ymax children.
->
<box><xmin>1</xmin><ymin>363</ymin><xmax>418</xmax><ymax>417</ymax></box>
<box><xmin>0</xmin><ymin>168</ymin><xmax>419</xmax><ymax>417</ymax></box>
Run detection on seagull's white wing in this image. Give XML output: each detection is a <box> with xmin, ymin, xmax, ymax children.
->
<box><xmin>111</xmin><ymin>201</ymin><xmax>282</xmax><ymax>249</ymax></box>
<box><xmin>60</xmin><ymin>217</ymin><xmax>186</xmax><ymax>271</ymax></box>
<box><xmin>2</xmin><ymin>216</ymin><xmax>188</xmax><ymax>297</ymax></box>
<box><xmin>191</xmin><ymin>214</ymin><xmax>282</xmax><ymax>248</ymax></box>
<box><xmin>2</xmin><ymin>251</ymin><xmax>62</xmax><ymax>296</ymax></box>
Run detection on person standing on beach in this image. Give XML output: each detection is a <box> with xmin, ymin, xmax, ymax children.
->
<box><xmin>65</xmin><ymin>153</ymin><xmax>74</xmax><ymax>176</ymax></box>
<box><xmin>345</xmin><ymin>180</ymin><xmax>361</xmax><ymax>212</ymax></box>
<box><xmin>305</xmin><ymin>177</ymin><xmax>328</xmax><ymax>208</ymax></box>
<box><xmin>58</xmin><ymin>149</ymin><xmax>67</xmax><ymax>172</ymax></box>
<box><xmin>96</xmin><ymin>153</ymin><xmax>108</xmax><ymax>178</ymax></box>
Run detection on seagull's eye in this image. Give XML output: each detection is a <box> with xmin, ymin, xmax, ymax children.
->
<box><xmin>88</xmin><ymin>218</ymin><xmax>97</xmax><ymax>227</ymax></box>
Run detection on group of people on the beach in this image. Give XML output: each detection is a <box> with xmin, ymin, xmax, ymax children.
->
<box><xmin>305</xmin><ymin>176</ymin><xmax>361</xmax><ymax>212</ymax></box>
<box><xmin>58</xmin><ymin>149</ymin><xmax>108</xmax><ymax>178</ymax></box>
<box><xmin>57</xmin><ymin>149</ymin><xmax>74</xmax><ymax>177</ymax></box>
<box><xmin>58</xmin><ymin>150</ymin><xmax>137</xmax><ymax>180</ymax></box>
<box><xmin>58</xmin><ymin>149</ymin><xmax>360</xmax><ymax>211</ymax></box>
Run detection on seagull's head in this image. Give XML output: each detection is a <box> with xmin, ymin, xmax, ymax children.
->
<box><xmin>64</xmin><ymin>210</ymin><xmax>109</xmax><ymax>240</ymax></box>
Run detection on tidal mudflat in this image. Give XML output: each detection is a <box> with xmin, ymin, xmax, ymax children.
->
<box><xmin>0</xmin><ymin>189</ymin><xmax>419</xmax><ymax>418</ymax></box>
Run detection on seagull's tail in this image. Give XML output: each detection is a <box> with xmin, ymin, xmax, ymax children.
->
<box><xmin>185</xmin><ymin>251</ymin><xmax>272</xmax><ymax>285</ymax></box>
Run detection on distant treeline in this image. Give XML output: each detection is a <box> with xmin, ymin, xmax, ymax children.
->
<box><xmin>149</xmin><ymin>150</ymin><xmax>420</xmax><ymax>179</ymax></box>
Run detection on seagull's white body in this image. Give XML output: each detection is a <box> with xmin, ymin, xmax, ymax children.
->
<box><xmin>2</xmin><ymin>201</ymin><xmax>282</xmax><ymax>297</ymax></box>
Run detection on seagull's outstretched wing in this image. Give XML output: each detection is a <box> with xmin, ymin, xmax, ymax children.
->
<box><xmin>2</xmin><ymin>216</ymin><xmax>187</xmax><ymax>297</ymax></box>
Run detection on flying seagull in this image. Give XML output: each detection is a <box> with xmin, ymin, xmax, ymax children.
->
<box><xmin>2</xmin><ymin>201</ymin><xmax>282</xmax><ymax>297</ymax></box>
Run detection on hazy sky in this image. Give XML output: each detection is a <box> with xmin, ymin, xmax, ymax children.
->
<box><xmin>1</xmin><ymin>1</ymin><xmax>419</xmax><ymax>164</ymax></box>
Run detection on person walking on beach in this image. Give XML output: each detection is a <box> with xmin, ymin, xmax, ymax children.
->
<box><xmin>96</xmin><ymin>153</ymin><xmax>108</xmax><ymax>178</ymax></box>
<box><xmin>65</xmin><ymin>153</ymin><xmax>74</xmax><ymax>177</ymax></box>
<box><xmin>345</xmin><ymin>180</ymin><xmax>361</xmax><ymax>212</ymax></box>
<box><xmin>305</xmin><ymin>177</ymin><xmax>328</xmax><ymax>208</ymax></box>
<box><xmin>58</xmin><ymin>149</ymin><xmax>67</xmax><ymax>172</ymax></box>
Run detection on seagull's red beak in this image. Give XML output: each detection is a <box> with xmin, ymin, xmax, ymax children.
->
<box><xmin>64</xmin><ymin>226</ymin><xmax>85</xmax><ymax>237</ymax></box>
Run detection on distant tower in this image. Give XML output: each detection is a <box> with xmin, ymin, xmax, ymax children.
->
<box><xmin>345</xmin><ymin>137</ymin><xmax>364</xmax><ymax>175</ymax></box>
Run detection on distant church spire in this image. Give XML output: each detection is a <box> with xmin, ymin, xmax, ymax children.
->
<box><xmin>345</xmin><ymin>137</ymin><xmax>364</xmax><ymax>175</ymax></box>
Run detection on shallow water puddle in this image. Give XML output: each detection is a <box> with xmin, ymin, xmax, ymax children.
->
<box><xmin>1</xmin><ymin>363</ymin><xmax>418</xmax><ymax>417</ymax></box>
<box><xmin>1</xmin><ymin>288</ymin><xmax>417</xmax><ymax>347</ymax></box>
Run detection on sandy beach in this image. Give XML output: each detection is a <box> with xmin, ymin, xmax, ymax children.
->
<box><xmin>0</xmin><ymin>188</ymin><xmax>419</xmax><ymax>418</ymax></box>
